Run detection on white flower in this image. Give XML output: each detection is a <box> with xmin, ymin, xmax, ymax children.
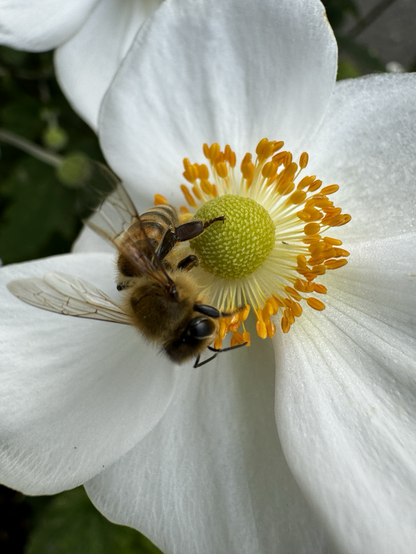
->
<box><xmin>1</xmin><ymin>1</ymin><xmax>416</xmax><ymax>553</ymax></box>
<box><xmin>0</xmin><ymin>0</ymin><xmax>163</xmax><ymax>129</ymax></box>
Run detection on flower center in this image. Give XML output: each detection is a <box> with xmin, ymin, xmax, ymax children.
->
<box><xmin>155</xmin><ymin>138</ymin><xmax>351</xmax><ymax>348</ymax></box>
<box><xmin>191</xmin><ymin>195</ymin><xmax>275</xmax><ymax>279</ymax></box>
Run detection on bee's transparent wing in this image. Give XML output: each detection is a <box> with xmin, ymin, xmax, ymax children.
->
<box><xmin>86</xmin><ymin>162</ymin><xmax>139</xmax><ymax>244</ymax></box>
<box><xmin>7</xmin><ymin>272</ymin><xmax>131</xmax><ymax>324</ymax></box>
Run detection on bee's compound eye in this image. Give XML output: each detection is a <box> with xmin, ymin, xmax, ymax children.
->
<box><xmin>186</xmin><ymin>317</ymin><xmax>216</xmax><ymax>339</ymax></box>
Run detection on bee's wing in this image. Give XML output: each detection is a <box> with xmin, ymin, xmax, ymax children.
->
<box><xmin>84</xmin><ymin>161</ymin><xmax>175</xmax><ymax>292</ymax></box>
<box><xmin>117</xmin><ymin>218</ymin><xmax>176</xmax><ymax>291</ymax></box>
<box><xmin>7</xmin><ymin>272</ymin><xmax>131</xmax><ymax>324</ymax></box>
<box><xmin>86</xmin><ymin>162</ymin><xmax>139</xmax><ymax>244</ymax></box>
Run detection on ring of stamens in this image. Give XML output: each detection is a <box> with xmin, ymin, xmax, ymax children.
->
<box><xmin>155</xmin><ymin>138</ymin><xmax>351</xmax><ymax>348</ymax></box>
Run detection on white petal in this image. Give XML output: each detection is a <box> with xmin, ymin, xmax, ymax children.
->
<box><xmin>306</xmin><ymin>73</ymin><xmax>416</xmax><ymax>242</ymax></box>
<box><xmin>86</xmin><ymin>340</ymin><xmax>332</xmax><ymax>554</ymax></box>
<box><xmin>0</xmin><ymin>0</ymin><xmax>98</xmax><ymax>51</ymax></box>
<box><xmin>72</xmin><ymin>226</ymin><xmax>114</xmax><ymax>254</ymax></box>
<box><xmin>275</xmin><ymin>235</ymin><xmax>416</xmax><ymax>554</ymax></box>
<box><xmin>55</xmin><ymin>0</ymin><xmax>163</xmax><ymax>129</ymax></box>
<box><xmin>99</xmin><ymin>0</ymin><xmax>337</xmax><ymax>203</ymax></box>
<box><xmin>0</xmin><ymin>253</ymin><xmax>177</xmax><ymax>494</ymax></box>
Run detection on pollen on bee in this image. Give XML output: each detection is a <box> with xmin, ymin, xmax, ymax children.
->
<box><xmin>172</xmin><ymin>138</ymin><xmax>351</xmax><ymax>343</ymax></box>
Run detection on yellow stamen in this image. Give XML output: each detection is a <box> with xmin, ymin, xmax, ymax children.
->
<box><xmin>154</xmin><ymin>194</ymin><xmax>168</xmax><ymax>205</ymax></box>
<box><xmin>171</xmin><ymin>138</ymin><xmax>350</xmax><ymax>344</ymax></box>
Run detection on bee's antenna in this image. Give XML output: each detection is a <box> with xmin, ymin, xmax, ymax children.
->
<box><xmin>207</xmin><ymin>342</ymin><xmax>248</xmax><ymax>353</ymax></box>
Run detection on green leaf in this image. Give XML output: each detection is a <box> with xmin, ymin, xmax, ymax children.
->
<box><xmin>337</xmin><ymin>59</ymin><xmax>362</xmax><ymax>80</ymax></box>
<box><xmin>25</xmin><ymin>488</ymin><xmax>163</xmax><ymax>554</ymax></box>
<box><xmin>0</xmin><ymin>157</ymin><xmax>80</xmax><ymax>263</ymax></box>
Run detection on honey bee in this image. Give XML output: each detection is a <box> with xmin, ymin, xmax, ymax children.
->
<box><xmin>8</xmin><ymin>162</ymin><xmax>245</xmax><ymax>367</ymax></box>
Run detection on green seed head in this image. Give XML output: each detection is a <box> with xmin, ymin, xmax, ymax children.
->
<box><xmin>191</xmin><ymin>194</ymin><xmax>275</xmax><ymax>279</ymax></box>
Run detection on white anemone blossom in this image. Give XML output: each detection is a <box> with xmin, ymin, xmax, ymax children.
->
<box><xmin>0</xmin><ymin>0</ymin><xmax>163</xmax><ymax>129</ymax></box>
<box><xmin>1</xmin><ymin>0</ymin><xmax>416</xmax><ymax>553</ymax></box>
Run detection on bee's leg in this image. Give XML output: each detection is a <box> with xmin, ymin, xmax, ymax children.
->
<box><xmin>175</xmin><ymin>216</ymin><xmax>225</xmax><ymax>241</ymax></box>
<box><xmin>193</xmin><ymin>353</ymin><xmax>218</xmax><ymax>368</ymax></box>
<box><xmin>177</xmin><ymin>255</ymin><xmax>199</xmax><ymax>271</ymax></box>
<box><xmin>208</xmin><ymin>342</ymin><xmax>248</xmax><ymax>353</ymax></box>
<box><xmin>156</xmin><ymin>217</ymin><xmax>225</xmax><ymax>261</ymax></box>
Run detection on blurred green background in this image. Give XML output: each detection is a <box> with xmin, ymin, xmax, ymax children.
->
<box><xmin>0</xmin><ymin>0</ymin><xmax>415</xmax><ymax>552</ymax></box>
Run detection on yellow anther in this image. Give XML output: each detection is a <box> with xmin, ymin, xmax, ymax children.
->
<box><xmin>180</xmin><ymin>184</ymin><xmax>197</xmax><ymax>208</ymax></box>
<box><xmin>267</xmin><ymin>320</ymin><xmax>276</xmax><ymax>338</ymax></box>
<box><xmin>200</xmin><ymin>179</ymin><xmax>214</xmax><ymax>195</ymax></box>
<box><xmin>285</xmin><ymin>308</ymin><xmax>295</xmax><ymax>324</ymax></box>
<box><xmin>224</xmin><ymin>145</ymin><xmax>237</xmax><ymax>167</ymax></box>
<box><xmin>231</xmin><ymin>331</ymin><xmax>246</xmax><ymax>347</ymax></box>
<box><xmin>325</xmin><ymin>258</ymin><xmax>348</xmax><ymax>270</ymax></box>
<box><xmin>282</xmin><ymin>151</ymin><xmax>293</xmax><ymax>167</ymax></box>
<box><xmin>255</xmin><ymin>308</ymin><xmax>264</xmax><ymax>322</ymax></box>
<box><xmin>209</xmin><ymin>143</ymin><xmax>220</xmax><ymax>162</ymax></box>
<box><xmin>267</xmin><ymin>296</ymin><xmax>280</xmax><ymax>312</ymax></box>
<box><xmin>302</xmin><ymin>235</ymin><xmax>321</xmax><ymax>244</ymax></box>
<box><xmin>297</xmin><ymin>175</ymin><xmax>316</xmax><ymax>189</ymax></box>
<box><xmin>322</xmin><ymin>206</ymin><xmax>341</xmax><ymax>216</ymax></box>
<box><xmin>313</xmin><ymin>283</ymin><xmax>327</xmax><ymax>294</ymax></box>
<box><xmin>183</xmin><ymin>164</ymin><xmax>199</xmax><ymax>183</ymax></box>
<box><xmin>192</xmin><ymin>186</ymin><xmax>202</xmax><ymax>200</ymax></box>
<box><xmin>239</xmin><ymin>305</ymin><xmax>251</xmax><ymax>322</ymax></box>
<box><xmin>255</xmin><ymin>138</ymin><xmax>270</xmax><ymax>160</ymax></box>
<box><xmin>284</xmin><ymin>286</ymin><xmax>302</xmax><ymax>301</ymax></box>
<box><xmin>215</xmin><ymin>162</ymin><xmax>228</xmax><ymax>178</ymax></box>
<box><xmin>304</xmin><ymin>207</ymin><xmax>323</xmax><ymax>221</ymax></box>
<box><xmin>291</xmin><ymin>302</ymin><xmax>303</xmax><ymax>317</ymax></box>
<box><xmin>262</xmin><ymin>302</ymin><xmax>274</xmax><ymax>320</ymax></box>
<box><xmin>183</xmin><ymin>158</ymin><xmax>192</xmax><ymax>169</ymax></box>
<box><xmin>242</xmin><ymin>331</ymin><xmax>251</xmax><ymax>346</ymax></box>
<box><xmin>333</xmin><ymin>248</ymin><xmax>350</xmax><ymax>257</ymax></box>
<box><xmin>272</xmin><ymin>150</ymin><xmax>292</xmax><ymax>168</ymax></box>
<box><xmin>288</xmin><ymin>190</ymin><xmax>307</xmax><ymax>205</ymax></box>
<box><xmin>229</xmin><ymin>322</ymin><xmax>241</xmax><ymax>333</ymax></box>
<box><xmin>228</xmin><ymin>151</ymin><xmax>236</xmax><ymax>168</ymax></box>
<box><xmin>323</xmin><ymin>213</ymin><xmax>351</xmax><ymax>227</ymax></box>
<box><xmin>179</xmin><ymin>206</ymin><xmax>190</xmax><ymax>214</ymax></box>
<box><xmin>226</xmin><ymin>312</ymin><xmax>239</xmax><ymax>326</ymax></box>
<box><xmin>274</xmin><ymin>295</ymin><xmax>286</xmax><ymax>308</ymax></box>
<box><xmin>154</xmin><ymin>194</ymin><xmax>168</xmax><ymax>205</ymax></box>
<box><xmin>203</xmin><ymin>143</ymin><xmax>210</xmax><ymax>158</ymax></box>
<box><xmin>323</xmin><ymin>236</ymin><xmax>343</xmax><ymax>246</ymax></box>
<box><xmin>299</xmin><ymin>152</ymin><xmax>309</xmax><ymax>169</ymax></box>
<box><xmin>307</xmin><ymin>179</ymin><xmax>322</xmax><ymax>192</ymax></box>
<box><xmin>262</xmin><ymin>161</ymin><xmax>278</xmax><ymax>179</ymax></box>
<box><xmin>306</xmin><ymin>197</ymin><xmax>332</xmax><ymax>209</ymax></box>
<box><xmin>214</xmin><ymin>336</ymin><xmax>222</xmax><ymax>350</ymax></box>
<box><xmin>219</xmin><ymin>319</ymin><xmax>227</xmax><ymax>340</ymax></box>
<box><xmin>321</xmin><ymin>184</ymin><xmax>339</xmax><ymax>195</ymax></box>
<box><xmin>307</xmin><ymin>298</ymin><xmax>326</xmax><ymax>311</ymax></box>
<box><xmin>311</xmin><ymin>264</ymin><xmax>326</xmax><ymax>276</ymax></box>
<box><xmin>296</xmin><ymin>254</ymin><xmax>308</xmax><ymax>269</ymax></box>
<box><xmin>256</xmin><ymin>319</ymin><xmax>267</xmax><ymax>339</ymax></box>
<box><xmin>281</xmin><ymin>315</ymin><xmax>290</xmax><ymax>334</ymax></box>
<box><xmin>304</xmin><ymin>223</ymin><xmax>321</xmax><ymax>236</ymax></box>
<box><xmin>241</xmin><ymin>161</ymin><xmax>254</xmax><ymax>181</ymax></box>
<box><xmin>198</xmin><ymin>164</ymin><xmax>209</xmax><ymax>180</ymax></box>
<box><xmin>308</xmin><ymin>242</ymin><xmax>326</xmax><ymax>256</ymax></box>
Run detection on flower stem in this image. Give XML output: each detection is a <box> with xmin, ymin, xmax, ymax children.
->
<box><xmin>0</xmin><ymin>128</ymin><xmax>63</xmax><ymax>168</ymax></box>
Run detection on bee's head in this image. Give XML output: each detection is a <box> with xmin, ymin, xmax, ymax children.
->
<box><xmin>163</xmin><ymin>315</ymin><xmax>218</xmax><ymax>365</ymax></box>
